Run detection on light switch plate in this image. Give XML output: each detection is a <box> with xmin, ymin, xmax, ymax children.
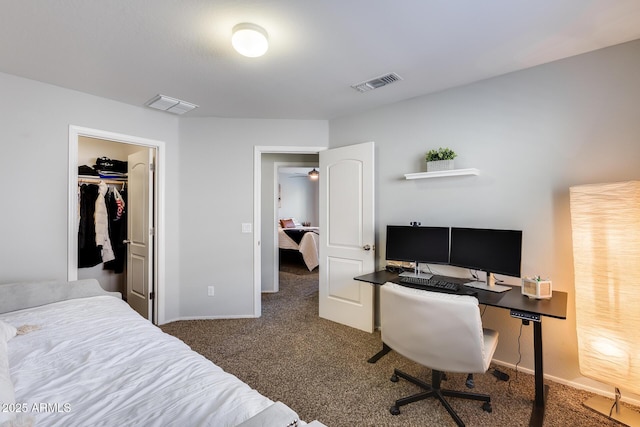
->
<box><xmin>241</xmin><ymin>223</ymin><xmax>252</xmax><ymax>233</ymax></box>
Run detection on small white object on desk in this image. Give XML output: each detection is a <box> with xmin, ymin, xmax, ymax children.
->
<box><xmin>521</xmin><ymin>277</ymin><xmax>552</xmax><ymax>299</ymax></box>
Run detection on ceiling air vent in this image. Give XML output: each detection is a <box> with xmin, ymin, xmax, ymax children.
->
<box><xmin>145</xmin><ymin>94</ymin><xmax>198</xmax><ymax>115</ymax></box>
<box><xmin>351</xmin><ymin>72</ymin><xmax>403</xmax><ymax>93</ymax></box>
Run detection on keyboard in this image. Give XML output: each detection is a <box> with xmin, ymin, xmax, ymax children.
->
<box><xmin>398</xmin><ymin>276</ymin><xmax>462</xmax><ymax>293</ymax></box>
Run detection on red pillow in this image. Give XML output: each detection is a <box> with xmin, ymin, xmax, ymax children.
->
<box><xmin>280</xmin><ymin>218</ymin><xmax>296</xmax><ymax>228</ymax></box>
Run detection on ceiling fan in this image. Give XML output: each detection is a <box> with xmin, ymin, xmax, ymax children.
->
<box><xmin>287</xmin><ymin>168</ymin><xmax>319</xmax><ymax>180</ymax></box>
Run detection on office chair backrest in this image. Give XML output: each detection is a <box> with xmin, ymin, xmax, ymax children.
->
<box><xmin>380</xmin><ymin>282</ymin><xmax>496</xmax><ymax>374</ymax></box>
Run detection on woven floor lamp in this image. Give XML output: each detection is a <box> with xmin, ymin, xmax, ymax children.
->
<box><xmin>570</xmin><ymin>180</ymin><xmax>640</xmax><ymax>426</ymax></box>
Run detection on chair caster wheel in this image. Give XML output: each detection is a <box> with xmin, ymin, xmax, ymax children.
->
<box><xmin>390</xmin><ymin>374</ymin><xmax>399</xmax><ymax>382</ymax></box>
<box><xmin>390</xmin><ymin>406</ymin><xmax>400</xmax><ymax>415</ymax></box>
<box><xmin>482</xmin><ymin>402</ymin><xmax>492</xmax><ymax>413</ymax></box>
<box><xmin>465</xmin><ymin>373</ymin><xmax>475</xmax><ymax>389</ymax></box>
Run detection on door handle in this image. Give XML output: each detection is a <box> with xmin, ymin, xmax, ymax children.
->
<box><xmin>123</xmin><ymin>240</ymin><xmax>131</xmax><ymax>244</ymax></box>
<box><xmin>363</xmin><ymin>244</ymin><xmax>371</xmax><ymax>251</ymax></box>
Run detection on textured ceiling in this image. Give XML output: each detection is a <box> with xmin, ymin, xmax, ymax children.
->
<box><xmin>1</xmin><ymin>0</ymin><xmax>639</xmax><ymax>119</ymax></box>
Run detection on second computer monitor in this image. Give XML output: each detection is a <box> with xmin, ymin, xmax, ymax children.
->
<box><xmin>385</xmin><ymin>225</ymin><xmax>450</xmax><ymax>265</ymax></box>
<box><xmin>449</xmin><ymin>227</ymin><xmax>522</xmax><ymax>278</ymax></box>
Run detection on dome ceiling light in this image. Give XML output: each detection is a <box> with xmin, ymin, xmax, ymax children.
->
<box><xmin>232</xmin><ymin>23</ymin><xmax>269</xmax><ymax>58</ymax></box>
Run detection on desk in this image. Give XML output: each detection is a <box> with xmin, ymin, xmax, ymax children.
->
<box><xmin>355</xmin><ymin>271</ymin><xmax>568</xmax><ymax>427</ymax></box>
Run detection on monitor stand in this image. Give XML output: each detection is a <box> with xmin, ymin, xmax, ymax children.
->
<box><xmin>463</xmin><ymin>272</ymin><xmax>511</xmax><ymax>293</ymax></box>
<box><xmin>398</xmin><ymin>263</ymin><xmax>433</xmax><ymax>280</ymax></box>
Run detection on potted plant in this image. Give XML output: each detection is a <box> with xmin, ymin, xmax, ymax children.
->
<box><xmin>425</xmin><ymin>147</ymin><xmax>457</xmax><ymax>172</ymax></box>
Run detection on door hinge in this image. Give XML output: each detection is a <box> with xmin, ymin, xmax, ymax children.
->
<box><xmin>150</xmin><ymin>227</ymin><xmax>155</xmax><ymax>236</ymax></box>
<box><xmin>150</xmin><ymin>292</ymin><xmax>155</xmax><ymax>300</ymax></box>
<box><xmin>150</xmin><ymin>162</ymin><xmax>156</xmax><ymax>172</ymax></box>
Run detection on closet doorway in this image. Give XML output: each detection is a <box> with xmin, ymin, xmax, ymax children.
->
<box><xmin>68</xmin><ymin>126</ymin><xmax>166</xmax><ymax>324</ymax></box>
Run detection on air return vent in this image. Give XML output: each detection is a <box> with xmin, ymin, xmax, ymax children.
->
<box><xmin>145</xmin><ymin>94</ymin><xmax>198</xmax><ymax>115</ymax></box>
<box><xmin>351</xmin><ymin>72</ymin><xmax>403</xmax><ymax>93</ymax></box>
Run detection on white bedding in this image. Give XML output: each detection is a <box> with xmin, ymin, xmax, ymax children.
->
<box><xmin>1</xmin><ymin>296</ymin><xmax>292</xmax><ymax>427</ymax></box>
<box><xmin>278</xmin><ymin>227</ymin><xmax>319</xmax><ymax>271</ymax></box>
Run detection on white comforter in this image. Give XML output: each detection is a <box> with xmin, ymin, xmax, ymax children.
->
<box><xmin>278</xmin><ymin>227</ymin><xmax>319</xmax><ymax>271</ymax></box>
<box><xmin>2</xmin><ymin>296</ymin><xmax>285</xmax><ymax>427</ymax></box>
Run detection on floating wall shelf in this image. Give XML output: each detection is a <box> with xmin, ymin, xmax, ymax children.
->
<box><xmin>404</xmin><ymin>168</ymin><xmax>480</xmax><ymax>180</ymax></box>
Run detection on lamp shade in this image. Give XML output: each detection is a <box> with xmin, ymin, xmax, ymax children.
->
<box><xmin>570</xmin><ymin>181</ymin><xmax>640</xmax><ymax>395</ymax></box>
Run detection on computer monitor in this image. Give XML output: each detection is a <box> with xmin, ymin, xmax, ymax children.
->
<box><xmin>385</xmin><ymin>225</ymin><xmax>449</xmax><ymax>278</ymax></box>
<box><xmin>450</xmin><ymin>227</ymin><xmax>522</xmax><ymax>289</ymax></box>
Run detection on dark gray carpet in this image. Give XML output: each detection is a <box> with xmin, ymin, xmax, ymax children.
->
<box><xmin>161</xmin><ymin>266</ymin><xmax>635</xmax><ymax>426</ymax></box>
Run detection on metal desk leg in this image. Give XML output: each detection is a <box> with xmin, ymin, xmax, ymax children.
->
<box><xmin>529</xmin><ymin>321</ymin><xmax>549</xmax><ymax>427</ymax></box>
<box><xmin>367</xmin><ymin>343</ymin><xmax>391</xmax><ymax>363</ymax></box>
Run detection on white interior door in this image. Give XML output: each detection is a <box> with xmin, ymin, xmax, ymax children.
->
<box><xmin>319</xmin><ymin>141</ymin><xmax>375</xmax><ymax>333</ymax></box>
<box><xmin>127</xmin><ymin>149</ymin><xmax>154</xmax><ymax>319</ymax></box>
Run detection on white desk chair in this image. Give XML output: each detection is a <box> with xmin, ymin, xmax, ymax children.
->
<box><xmin>380</xmin><ymin>282</ymin><xmax>499</xmax><ymax>426</ymax></box>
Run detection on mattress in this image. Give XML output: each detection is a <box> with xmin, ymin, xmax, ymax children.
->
<box><xmin>1</xmin><ymin>296</ymin><xmax>291</xmax><ymax>427</ymax></box>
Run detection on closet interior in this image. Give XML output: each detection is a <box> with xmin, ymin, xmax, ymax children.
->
<box><xmin>77</xmin><ymin>136</ymin><xmax>146</xmax><ymax>297</ymax></box>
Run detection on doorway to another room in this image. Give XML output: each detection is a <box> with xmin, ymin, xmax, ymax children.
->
<box><xmin>271</xmin><ymin>162</ymin><xmax>319</xmax><ymax>292</ymax></box>
<box><xmin>255</xmin><ymin>148</ymin><xmax>324</xmax><ymax>317</ymax></box>
<box><xmin>255</xmin><ymin>142</ymin><xmax>375</xmax><ymax>333</ymax></box>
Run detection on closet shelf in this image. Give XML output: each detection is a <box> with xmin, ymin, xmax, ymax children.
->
<box><xmin>404</xmin><ymin>168</ymin><xmax>480</xmax><ymax>180</ymax></box>
<box><xmin>78</xmin><ymin>175</ymin><xmax>127</xmax><ymax>184</ymax></box>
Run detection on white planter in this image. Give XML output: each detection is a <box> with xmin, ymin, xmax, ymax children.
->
<box><xmin>426</xmin><ymin>159</ymin><xmax>454</xmax><ymax>172</ymax></box>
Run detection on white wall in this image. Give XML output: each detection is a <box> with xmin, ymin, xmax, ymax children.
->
<box><xmin>329</xmin><ymin>40</ymin><xmax>640</xmax><ymax>398</ymax></box>
<box><xmin>177</xmin><ymin>118</ymin><xmax>328</xmax><ymax>317</ymax></box>
<box><xmin>0</xmin><ymin>71</ymin><xmax>182</xmax><ymax>322</ymax></box>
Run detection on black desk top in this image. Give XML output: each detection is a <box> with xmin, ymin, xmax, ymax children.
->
<box><xmin>354</xmin><ymin>271</ymin><xmax>567</xmax><ymax>320</ymax></box>
<box><xmin>354</xmin><ymin>270</ymin><xmax>399</xmax><ymax>285</ymax></box>
<box><xmin>489</xmin><ymin>285</ymin><xmax>567</xmax><ymax>320</ymax></box>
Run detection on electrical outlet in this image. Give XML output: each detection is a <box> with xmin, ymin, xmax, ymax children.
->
<box><xmin>207</xmin><ymin>286</ymin><xmax>215</xmax><ymax>296</ymax></box>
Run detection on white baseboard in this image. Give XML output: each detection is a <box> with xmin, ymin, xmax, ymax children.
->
<box><xmin>492</xmin><ymin>359</ymin><xmax>640</xmax><ymax>407</ymax></box>
<box><xmin>159</xmin><ymin>314</ymin><xmax>258</xmax><ymax>325</ymax></box>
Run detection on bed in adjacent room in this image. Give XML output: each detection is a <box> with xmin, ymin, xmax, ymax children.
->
<box><xmin>278</xmin><ymin>219</ymin><xmax>319</xmax><ymax>271</ymax></box>
<box><xmin>0</xmin><ymin>279</ymin><xmax>325</xmax><ymax>427</ymax></box>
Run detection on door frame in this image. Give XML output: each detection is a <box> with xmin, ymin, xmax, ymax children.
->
<box><xmin>253</xmin><ymin>146</ymin><xmax>326</xmax><ymax>317</ymax></box>
<box><xmin>67</xmin><ymin>125</ymin><xmax>166</xmax><ymax>324</ymax></box>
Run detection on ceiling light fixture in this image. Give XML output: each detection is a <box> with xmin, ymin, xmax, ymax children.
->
<box><xmin>232</xmin><ymin>23</ymin><xmax>269</xmax><ymax>58</ymax></box>
<box><xmin>308</xmin><ymin>168</ymin><xmax>319</xmax><ymax>180</ymax></box>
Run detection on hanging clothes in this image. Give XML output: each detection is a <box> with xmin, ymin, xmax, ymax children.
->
<box><xmin>95</xmin><ymin>181</ymin><xmax>116</xmax><ymax>263</ymax></box>
<box><xmin>78</xmin><ymin>184</ymin><xmax>102</xmax><ymax>267</ymax></box>
<box><xmin>105</xmin><ymin>186</ymin><xmax>127</xmax><ymax>273</ymax></box>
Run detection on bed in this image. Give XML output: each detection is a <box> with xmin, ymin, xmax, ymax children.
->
<box><xmin>0</xmin><ymin>279</ymin><xmax>325</xmax><ymax>427</ymax></box>
<box><xmin>278</xmin><ymin>226</ymin><xmax>320</xmax><ymax>271</ymax></box>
